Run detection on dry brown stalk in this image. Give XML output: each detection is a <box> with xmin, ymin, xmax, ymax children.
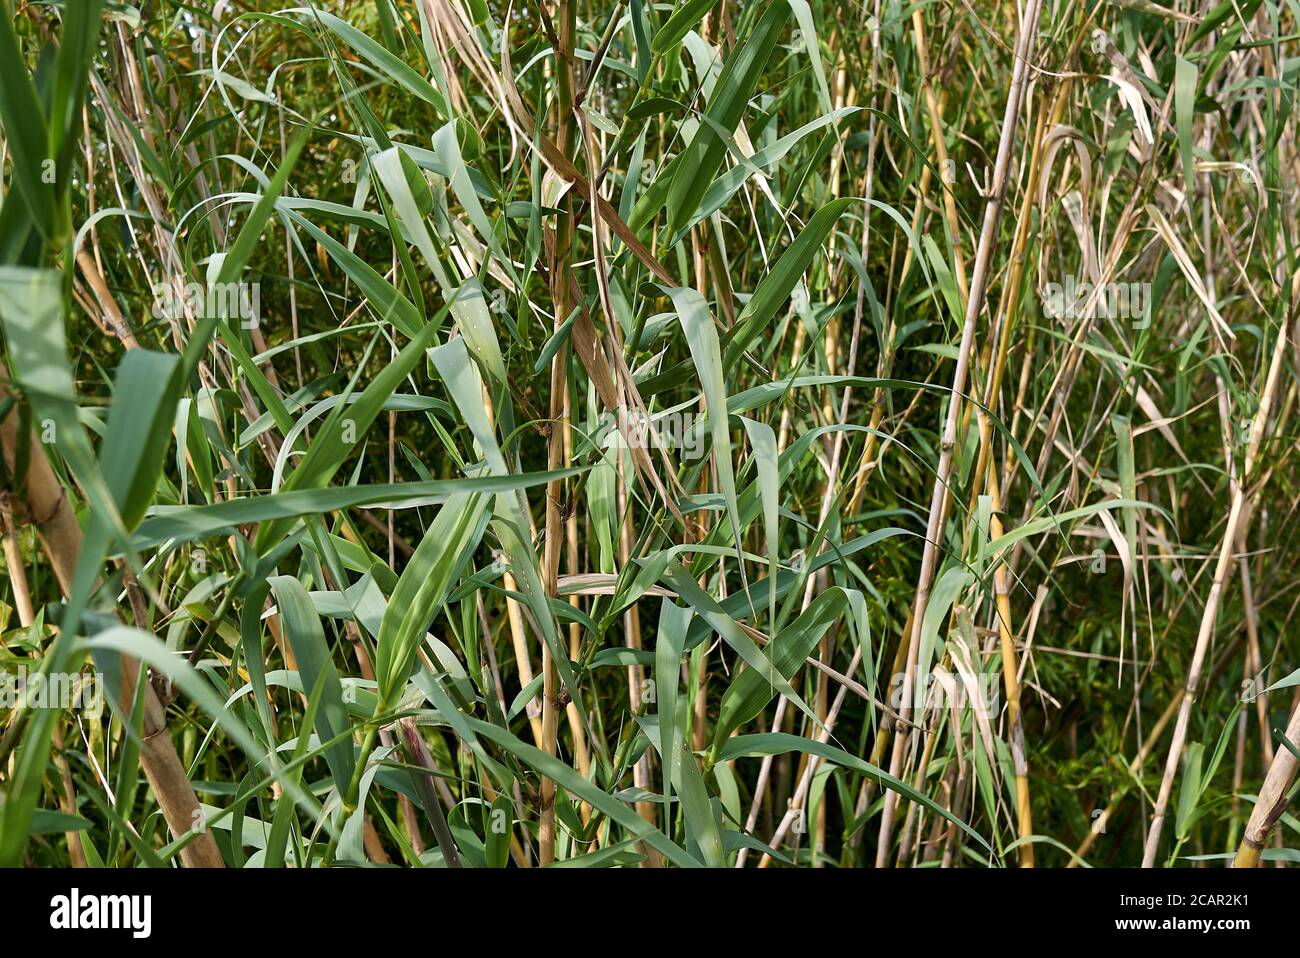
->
<box><xmin>1233</xmin><ymin>700</ymin><xmax>1300</xmax><ymax>867</ymax></box>
<box><xmin>1142</xmin><ymin>314</ymin><xmax>1295</xmax><ymax>866</ymax></box>
<box><xmin>0</xmin><ymin>364</ymin><xmax>222</xmax><ymax>867</ymax></box>
<box><xmin>877</xmin><ymin>0</ymin><xmax>1045</xmax><ymax>863</ymax></box>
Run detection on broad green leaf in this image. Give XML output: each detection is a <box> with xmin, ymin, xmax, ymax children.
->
<box><xmin>464</xmin><ymin>715</ymin><xmax>700</xmax><ymax>867</ymax></box>
<box><xmin>373</xmin><ymin>488</ymin><xmax>491</xmax><ymax>705</ymax></box>
<box><xmin>718</xmin><ymin>732</ymin><xmax>989</xmax><ymax>852</ymax></box>
<box><xmin>666</xmin><ymin>285</ymin><xmax>744</xmax><ymax>560</ymax></box>
<box><xmin>724</xmin><ymin>198</ymin><xmax>854</xmax><ymax>365</ymax></box>
<box><xmin>661</xmin><ymin>0</ymin><xmax>791</xmax><ymax>233</ymax></box>
<box><xmin>666</xmin><ymin>567</ymin><xmax>820</xmax><ymax>733</ymax></box>
<box><xmin>740</xmin><ymin>417</ymin><xmax>779</xmax><ymax>624</ymax></box>
<box><xmin>652</xmin><ymin>0</ymin><xmax>717</xmax><ymax>53</ymax></box>
<box><xmin>655</xmin><ymin>600</ymin><xmax>691</xmax><ymax>806</ymax></box>
<box><xmin>0</xmin><ymin>15</ymin><xmax>54</xmax><ymax>238</ymax></box>
<box><xmin>290</xmin><ymin>7</ymin><xmax>447</xmax><ymax>112</ymax></box>
<box><xmin>137</xmin><ymin>470</ymin><xmax>575</xmax><ymax>547</ymax></box>
<box><xmin>713</xmin><ymin>587</ymin><xmax>858</xmax><ymax>746</ymax></box>
<box><xmin>269</xmin><ymin>577</ymin><xmax>356</xmax><ymax>796</ymax></box>
<box><xmin>99</xmin><ymin>350</ymin><xmax>183</xmax><ymax>531</ymax></box>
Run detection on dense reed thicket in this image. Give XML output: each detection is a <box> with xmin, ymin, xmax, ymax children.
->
<box><xmin>1</xmin><ymin>0</ymin><xmax>1298</xmax><ymax>869</ymax></box>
